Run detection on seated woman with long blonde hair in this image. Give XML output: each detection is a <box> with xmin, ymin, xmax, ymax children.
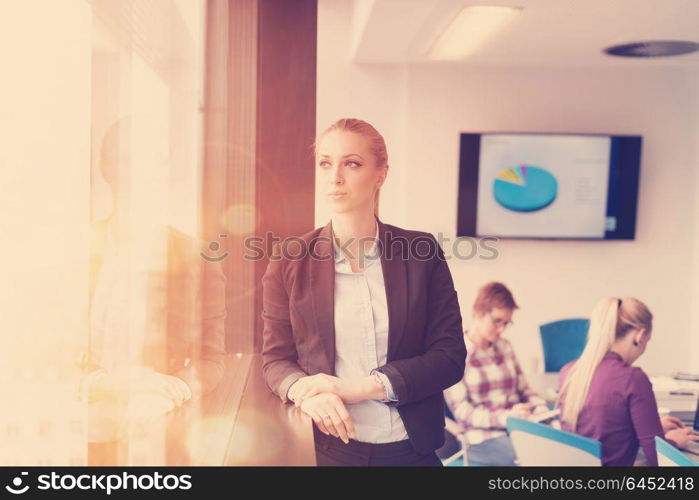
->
<box><xmin>558</xmin><ymin>297</ymin><xmax>698</xmax><ymax>466</ymax></box>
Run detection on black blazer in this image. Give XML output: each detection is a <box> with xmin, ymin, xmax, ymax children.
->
<box><xmin>261</xmin><ymin>216</ymin><xmax>466</xmax><ymax>454</ymax></box>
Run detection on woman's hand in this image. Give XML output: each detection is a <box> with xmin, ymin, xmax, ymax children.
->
<box><xmin>300</xmin><ymin>393</ymin><xmax>357</xmax><ymax>444</ymax></box>
<box><xmin>660</xmin><ymin>415</ymin><xmax>685</xmax><ymax>433</ymax></box>
<box><xmin>665</xmin><ymin>427</ymin><xmax>699</xmax><ymax>449</ymax></box>
<box><xmin>87</xmin><ymin>370</ymin><xmax>191</xmax><ymax>407</ymax></box>
<box><xmin>289</xmin><ymin>374</ymin><xmax>340</xmax><ymax>407</ymax></box>
<box><xmin>142</xmin><ymin>373</ymin><xmax>192</xmax><ymax>407</ymax></box>
<box><xmin>290</xmin><ymin>374</ymin><xmax>372</xmax><ymax>407</ymax></box>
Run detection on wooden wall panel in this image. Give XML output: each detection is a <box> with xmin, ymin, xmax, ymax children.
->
<box><xmin>203</xmin><ymin>0</ymin><xmax>316</xmax><ymax>353</ymax></box>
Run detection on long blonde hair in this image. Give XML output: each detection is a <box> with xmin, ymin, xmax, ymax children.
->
<box><xmin>314</xmin><ymin>118</ymin><xmax>388</xmax><ymax>218</ymax></box>
<box><xmin>558</xmin><ymin>297</ymin><xmax>653</xmax><ymax>430</ymax></box>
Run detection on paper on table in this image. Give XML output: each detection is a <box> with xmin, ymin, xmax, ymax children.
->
<box><xmin>649</xmin><ymin>375</ymin><xmax>699</xmax><ymax>393</ymax></box>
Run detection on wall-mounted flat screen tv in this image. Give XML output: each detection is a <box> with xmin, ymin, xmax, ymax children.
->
<box><xmin>457</xmin><ymin>133</ymin><xmax>642</xmax><ymax>240</ymax></box>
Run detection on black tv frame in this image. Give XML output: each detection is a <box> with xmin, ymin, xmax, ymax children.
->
<box><xmin>456</xmin><ymin>132</ymin><xmax>642</xmax><ymax>241</ymax></box>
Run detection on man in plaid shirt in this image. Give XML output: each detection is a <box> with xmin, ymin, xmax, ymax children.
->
<box><xmin>444</xmin><ymin>282</ymin><xmax>548</xmax><ymax>466</ymax></box>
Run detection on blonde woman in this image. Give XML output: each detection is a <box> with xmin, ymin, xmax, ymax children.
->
<box><xmin>261</xmin><ymin>118</ymin><xmax>467</xmax><ymax>466</ymax></box>
<box><xmin>558</xmin><ymin>297</ymin><xmax>699</xmax><ymax>466</ymax></box>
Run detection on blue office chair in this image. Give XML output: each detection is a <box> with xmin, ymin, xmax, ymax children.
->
<box><xmin>655</xmin><ymin>436</ymin><xmax>699</xmax><ymax>467</ymax></box>
<box><xmin>507</xmin><ymin>416</ymin><xmax>601</xmax><ymax>466</ymax></box>
<box><xmin>539</xmin><ymin>318</ymin><xmax>589</xmax><ymax>372</ymax></box>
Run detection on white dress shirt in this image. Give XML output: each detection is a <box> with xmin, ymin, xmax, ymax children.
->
<box><xmin>331</xmin><ymin>220</ymin><xmax>408</xmax><ymax>443</ymax></box>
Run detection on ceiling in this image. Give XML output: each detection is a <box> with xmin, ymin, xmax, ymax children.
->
<box><xmin>350</xmin><ymin>0</ymin><xmax>699</xmax><ymax>68</ymax></box>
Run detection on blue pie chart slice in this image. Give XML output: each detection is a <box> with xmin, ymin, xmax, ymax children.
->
<box><xmin>493</xmin><ymin>166</ymin><xmax>558</xmax><ymax>212</ymax></box>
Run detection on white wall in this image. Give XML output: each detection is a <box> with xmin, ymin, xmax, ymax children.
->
<box><xmin>317</xmin><ymin>0</ymin><xmax>699</xmax><ymax>376</ymax></box>
<box><xmin>316</xmin><ymin>0</ymin><xmax>408</xmax><ymax>226</ymax></box>
<box><xmin>403</xmin><ymin>65</ymin><xmax>698</xmax><ymax>376</ymax></box>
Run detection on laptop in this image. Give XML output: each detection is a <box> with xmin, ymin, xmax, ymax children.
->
<box><xmin>670</xmin><ymin>397</ymin><xmax>699</xmax><ymax>455</ymax></box>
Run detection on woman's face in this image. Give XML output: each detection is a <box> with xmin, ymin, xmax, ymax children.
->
<box><xmin>316</xmin><ymin>130</ymin><xmax>386</xmax><ymax>214</ymax></box>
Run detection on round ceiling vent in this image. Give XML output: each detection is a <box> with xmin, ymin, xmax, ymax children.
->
<box><xmin>604</xmin><ymin>40</ymin><xmax>699</xmax><ymax>58</ymax></box>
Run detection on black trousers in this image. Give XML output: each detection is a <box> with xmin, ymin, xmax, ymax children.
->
<box><xmin>313</xmin><ymin>426</ymin><xmax>443</xmax><ymax>467</ymax></box>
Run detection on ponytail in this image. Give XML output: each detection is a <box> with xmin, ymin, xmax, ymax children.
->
<box><xmin>558</xmin><ymin>297</ymin><xmax>652</xmax><ymax>430</ymax></box>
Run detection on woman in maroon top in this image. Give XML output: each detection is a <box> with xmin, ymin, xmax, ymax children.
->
<box><xmin>558</xmin><ymin>297</ymin><xmax>699</xmax><ymax>466</ymax></box>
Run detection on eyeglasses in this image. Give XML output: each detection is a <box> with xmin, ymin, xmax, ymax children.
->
<box><xmin>488</xmin><ymin>312</ymin><xmax>514</xmax><ymax>329</ymax></box>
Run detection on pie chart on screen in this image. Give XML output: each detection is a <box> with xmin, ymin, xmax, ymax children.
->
<box><xmin>493</xmin><ymin>165</ymin><xmax>558</xmax><ymax>212</ymax></box>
